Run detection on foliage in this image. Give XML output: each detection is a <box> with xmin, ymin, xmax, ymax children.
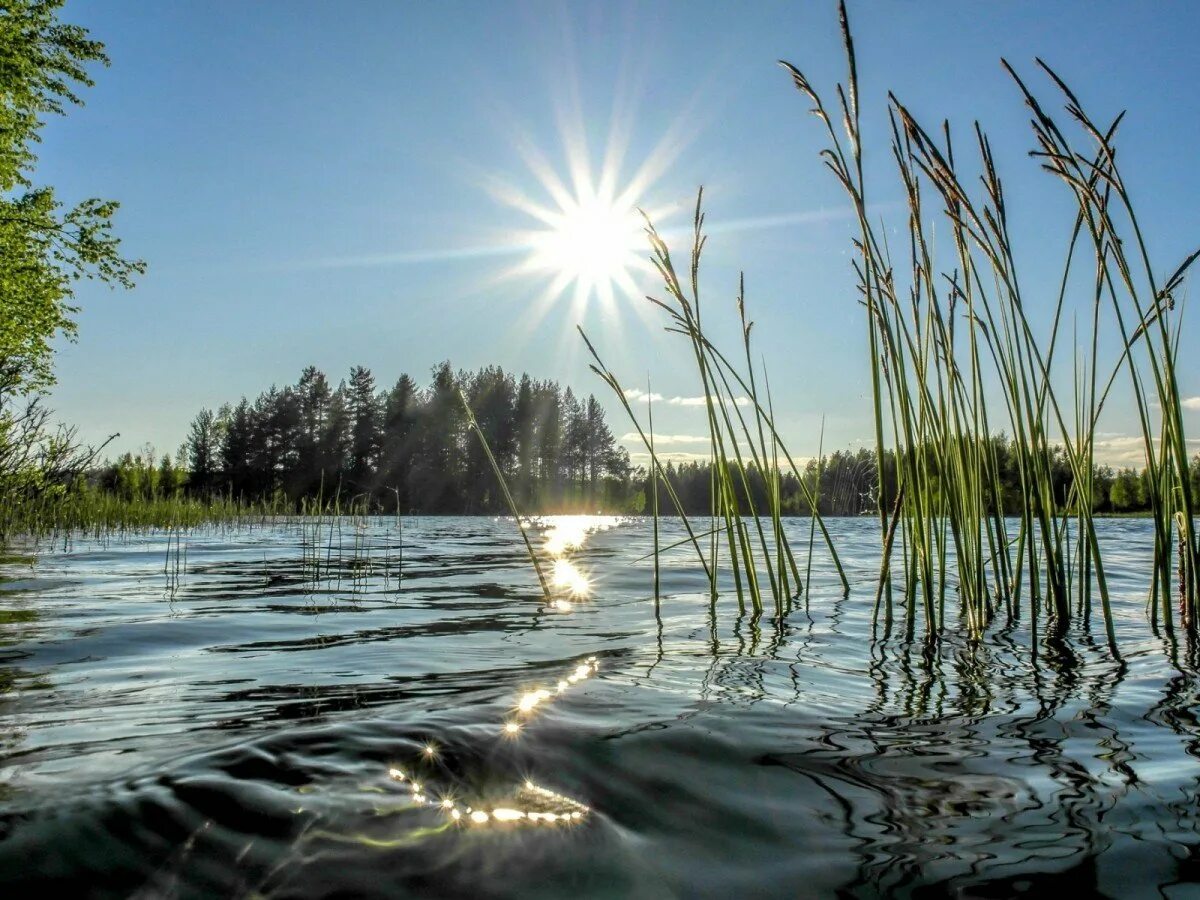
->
<box><xmin>178</xmin><ymin>362</ymin><xmax>634</xmax><ymax>514</ymax></box>
<box><xmin>0</xmin><ymin>0</ymin><xmax>143</xmax><ymax>535</ymax></box>
<box><xmin>0</xmin><ymin>0</ymin><xmax>143</xmax><ymax>398</ymax></box>
<box><xmin>630</xmin><ymin>439</ymin><xmax>1165</xmax><ymax>518</ymax></box>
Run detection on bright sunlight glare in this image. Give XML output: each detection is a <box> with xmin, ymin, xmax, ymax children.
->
<box><xmin>486</xmin><ymin>95</ymin><xmax>695</xmax><ymax>336</ymax></box>
<box><xmin>528</xmin><ymin>190</ymin><xmax>643</xmax><ymax>298</ymax></box>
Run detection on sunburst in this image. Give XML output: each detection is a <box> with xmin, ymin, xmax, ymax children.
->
<box><xmin>486</xmin><ymin>109</ymin><xmax>687</xmax><ymax>331</ymax></box>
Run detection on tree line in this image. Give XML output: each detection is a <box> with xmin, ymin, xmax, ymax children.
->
<box><xmin>96</xmin><ymin>414</ymin><xmax>1199</xmax><ymax>519</ymax></box>
<box><xmin>95</xmin><ymin>363</ymin><xmax>636</xmax><ymax>513</ymax></box>
<box><xmin>644</xmin><ymin>439</ymin><xmax>1200</xmax><ymax>517</ymax></box>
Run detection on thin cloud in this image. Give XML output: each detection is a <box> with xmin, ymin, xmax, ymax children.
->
<box><xmin>671</xmin><ymin>395</ymin><xmax>753</xmax><ymax>407</ymax></box>
<box><xmin>620</xmin><ymin>432</ymin><xmax>709</xmax><ymax>445</ymax></box>
<box><xmin>623</xmin><ymin>388</ymin><xmax>664</xmax><ymax>403</ymax></box>
<box><xmin>1183</xmin><ymin>396</ymin><xmax>1200</xmax><ymax>410</ymax></box>
<box><xmin>1093</xmin><ymin>433</ymin><xmax>1200</xmax><ymax>467</ymax></box>
<box><xmin>628</xmin><ymin>450</ymin><xmax>815</xmax><ymax>468</ymax></box>
<box><xmin>622</xmin><ymin>390</ymin><xmax>753</xmax><ymax>408</ymax></box>
<box><xmin>628</xmin><ymin>450</ymin><xmax>717</xmax><ymax>464</ymax></box>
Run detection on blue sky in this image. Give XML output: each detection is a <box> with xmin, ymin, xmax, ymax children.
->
<box><xmin>39</xmin><ymin>0</ymin><xmax>1200</xmax><ymax>467</ymax></box>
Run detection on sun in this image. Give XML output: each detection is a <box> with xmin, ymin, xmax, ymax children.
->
<box><xmin>528</xmin><ymin>189</ymin><xmax>643</xmax><ymax>300</ymax></box>
<box><xmin>484</xmin><ymin>110</ymin><xmax>689</xmax><ymax>329</ymax></box>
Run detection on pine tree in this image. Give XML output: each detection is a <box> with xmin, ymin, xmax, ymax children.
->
<box><xmin>535</xmin><ymin>381</ymin><xmax>562</xmax><ymax>507</ymax></box>
<box><xmin>514</xmin><ymin>374</ymin><xmax>536</xmax><ymax>505</ymax></box>
<box><xmin>408</xmin><ymin>362</ymin><xmax>462</xmax><ymax>511</ymax></box>
<box><xmin>220</xmin><ymin>400</ymin><xmax>254</xmax><ymax>498</ymax></box>
<box><xmin>347</xmin><ymin>365</ymin><xmax>381</xmax><ymax>492</ymax></box>
<box><xmin>379</xmin><ymin>373</ymin><xmax>417</xmax><ymax>511</ymax></box>
<box><xmin>295</xmin><ymin>365</ymin><xmax>331</xmax><ymax>495</ymax></box>
<box><xmin>319</xmin><ymin>383</ymin><xmax>352</xmax><ymax>500</ymax></box>
<box><xmin>185</xmin><ymin>408</ymin><xmax>218</xmax><ymax>496</ymax></box>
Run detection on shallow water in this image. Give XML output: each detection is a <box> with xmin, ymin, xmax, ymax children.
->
<box><xmin>1</xmin><ymin>515</ymin><xmax>1198</xmax><ymax>898</ymax></box>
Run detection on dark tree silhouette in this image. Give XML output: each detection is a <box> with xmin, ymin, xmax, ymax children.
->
<box><xmin>177</xmin><ymin>362</ymin><xmax>633</xmax><ymax>513</ymax></box>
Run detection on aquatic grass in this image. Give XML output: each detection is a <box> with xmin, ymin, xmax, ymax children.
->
<box><xmin>0</xmin><ymin>488</ymin><xmax>292</xmax><ymax>543</ymax></box>
<box><xmin>577</xmin><ymin>328</ymin><xmax>715</xmax><ymax>593</ymax></box>
<box><xmin>1000</xmin><ymin>59</ymin><xmax>1200</xmax><ymax>629</ymax></box>
<box><xmin>458</xmin><ymin>388</ymin><xmax>553</xmax><ymax>602</ymax></box>
<box><xmin>777</xmin><ymin>0</ymin><xmax>1197</xmax><ymax>645</ymax></box>
<box><xmin>581</xmin><ymin>194</ymin><xmax>849</xmax><ymax>616</ymax></box>
<box><xmin>647</xmin><ymin>379</ymin><xmax>661</xmax><ymax>602</ymax></box>
<box><xmin>781</xmin><ymin>7</ymin><xmax>1095</xmax><ymax>641</ymax></box>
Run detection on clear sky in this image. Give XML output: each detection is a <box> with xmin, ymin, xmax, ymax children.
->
<box><xmin>39</xmin><ymin>0</ymin><xmax>1200</xmax><ymax>467</ymax></box>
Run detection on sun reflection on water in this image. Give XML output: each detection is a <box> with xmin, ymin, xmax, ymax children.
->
<box><xmin>385</xmin><ymin>656</ymin><xmax>600</xmax><ymax>830</ymax></box>
<box><xmin>539</xmin><ymin>516</ymin><xmax>623</xmax><ymax>610</ymax></box>
<box><xmin>374</xmin><ymin>520</ymin><xmax>617</xmax><ymax>835</ymax></box>
<box><xmin>552</xmin><ymin>559</ymin><xmax>590</xmax><ymax>598</ymax></box>
<box><xmin>541</xmin><ymin>515</ymin><xmax>617</xmax><ymax>558</ymax></box>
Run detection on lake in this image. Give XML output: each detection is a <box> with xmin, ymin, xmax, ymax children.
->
<box><xmin>1</xmin><ymin>515</ymin><xmax>1198</xmax><ymax>897</ymax></box>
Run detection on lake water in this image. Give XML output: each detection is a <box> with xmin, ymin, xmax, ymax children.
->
<box><xmin>1</xmin><ymin>515</ymin><xmax>1198</xmax><ymax>898</ymax></box>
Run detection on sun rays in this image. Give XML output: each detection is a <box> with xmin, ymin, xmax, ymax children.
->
<box><xmin>482</xmin><ymin>95</ymin><xmax>688</xmax><ymax>339</ymax></box>
<box><xmin>524</xmin><ymin>186</ymin><xmax>644</xmax><ymax>305</ymax></box>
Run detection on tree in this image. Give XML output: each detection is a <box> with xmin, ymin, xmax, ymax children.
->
<box><xmin>176</xmin><ymin>362</ymin><xmax>639</xmax><ymax>514</ymax></box>
<box><xmin>157</xmin><ymin>453</ymin><xmax>182</xmax><ymax>498</ymax></box>
<box><xmin>0</xmin><ymin>0</ymin><xmax>143</xmax><ymax>401</ymax></box>
<box><xmin>514</xmin><ymin>374</ymin><xmax>536</xmax><ymax>505</ymax></box>
<box><xmin>462</xmin><ymin>366</ymin><xmax>515</xmax><ymax>512</ymax></box>
<box><xmin>408</xmin><ymin>362</ymin><xmax>461</xmax><ymax>511</ymax></box>
<box><xmin>535</xmin><ymin>381</ymin><xmax>562</xmax><ymax>505</ymax></box>
<box><xmin>219</xmin><ymin>400</ymin><xmax>254</xmax><ymax>498</ymax></box>
<box><xmin>561</xmin><ymin>387</ymin><xmax>585</xmax><ymax>493</ymax></box>
<box><xmin>1109</xmin><ymin>468</ymin><xmax>1145</xmax><ymax>513</ymax></box>
<box><xmin>0</xmin><ymin>1</ymin><xmax>142</xmax><ymax>523</ymax></box>
<box><xmin>185</xmin><ymin>408</ymin><xmax>218</xmax><ymax>495</ymax></box>
<box><xmin>346</xmin><ymin>365</ymin><xmax>380</xmax><ymax>491</ymax></box>
<box><xmin>319</xmin><ymin>383</ymin><xmax>352</xmax><ymax>497</ymax></box>
<box><xmin>293</xmin><ymin>366</ymin><xmax>329</xmax><ymax>494</ymax></box>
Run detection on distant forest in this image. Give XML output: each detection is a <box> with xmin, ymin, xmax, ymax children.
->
<box><xmin>92</xmin><ymin>362</ymin><xmax>1200</xmax><ymax>517</ymax></box>
<box><xmin>643</xmin><ymin>444</ymin><xmax>1200</xmax><ymax>517</ymax></box>
<box><xmin>95</xmin><ymin>363</ymin><xmax>636</xmax><ymax>513</ymax></box>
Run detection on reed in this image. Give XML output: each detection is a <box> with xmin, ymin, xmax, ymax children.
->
<box><xmin>0</xmin><ymin>488</ymin><xmax>288</xmax><ymax>543</ymax></box>
<box><xmin>458</xmin><ymin>389</ymin><xmax>553</xmax><ymax>602</ymax></box>
<box><xmin>777</xmin><ymin>1</ymin><xmax>1197</xmax><ymax>644</ymax></box>
<box><xmin>581</xmin><ymin>193</ymin><xmax>849</xmax><ymax>615</ymax></box>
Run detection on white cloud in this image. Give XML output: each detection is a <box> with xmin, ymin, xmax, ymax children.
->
<box><xmin>621</xmin><ymin>387</ymin><xmax>752</xmax><ymax>408</ymax></box>
<box><xmin>1092</xmin><ymin>433</ymin><xmax>1200</xmax><ymax>467</ymax></box>
<box><xmin>620</xmin><ymin>432</ymin><xmax>710</xmax><ymax>446</ymax></box>
<box><xmin>1183</xmin><ymin>396</ymin><xmax>1200</xmax><ymax>411</ymax></box>
<box><xmin>667</xmin><ymin>395</ymin><xmax>753</xmax><ymax>407</ymax></box>
<box><xmin>628</xmin><ymin>450</ymin><xmax>815</xmax><ymax>469</ymax></box>
<box><xmin>628</xmin><ymin>450</ymin><xmax>718</xmax><ymax>464</ymax></box>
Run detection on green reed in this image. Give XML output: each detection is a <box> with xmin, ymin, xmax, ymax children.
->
<box><xmin>0</xmin><ymin>488</ymin><xmax>288</xmax><ymax>543</ymax></box>
<box><xmin>458</xmin><ymin>389</ymin><xmax>552</xmax><ymax>602</ymax></box>
<box><xmin>581</xmin><ymin>193</ymin><xmax>848</xmax><ymax>615</ymax></box>
<box><xmin>778</xmin><ymin>1</ymin><xmax>1197</xmax><ymax>644</ymax></box>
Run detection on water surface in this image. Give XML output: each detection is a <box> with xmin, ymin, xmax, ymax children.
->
<box><xmin>2</xmin><ymin>516</ymin><xmax>1198</xmax><ymax>897</ymax></box>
